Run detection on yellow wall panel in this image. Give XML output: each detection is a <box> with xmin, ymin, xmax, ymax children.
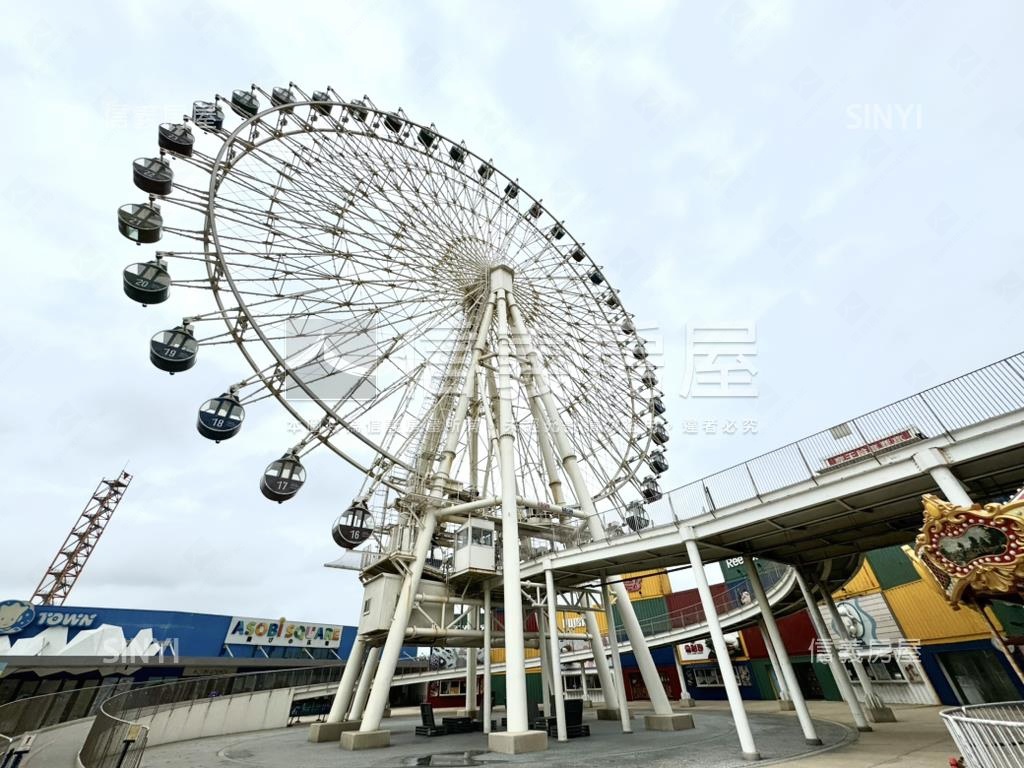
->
<box><xmin>617</xmin><ymin>569</ymin><xmax>672</xmax><ymax>599</ymax></box>
<box><xmin>884</xmin><ymin>580</ymin><xmax>992</xmax><ymax>643</ymax></box>
<box><xmin>833</xmin><ymin>559</ymin><xmax>880</xmax><ymax>599</ymax></box>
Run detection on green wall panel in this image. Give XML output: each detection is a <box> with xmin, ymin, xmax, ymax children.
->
<box><xmin>866</xmin><ymin>546</ymin><xmax>920</xmax><ymax>590</ymax></box>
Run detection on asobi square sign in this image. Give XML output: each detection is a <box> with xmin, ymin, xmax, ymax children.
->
<box><xmin>226</xmin><ymin>616</ymin><xmax>343</xmax><ymax>648</ymax></box>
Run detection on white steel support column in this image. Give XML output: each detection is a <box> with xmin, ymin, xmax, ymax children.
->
<box><xmin>602</xmin><ymin>581</ymin><xmax>633</xmax><ymax>733</ymax></box>
<box><xmin>583</xmin><ymin>602</ymin><xmax>619</xmax><ymax>710</ymax></box>
<box><xmin>914</xmin><ymin>448</ymin><xmax>973</xmax><ymax>506</ymax></box>
<box><xmin>758</xmin><ymin>618</ymin><xmax>790</xmax><ymax>704</ymax></box>
<box><xmin>538</xmin><ymin>606</ymin><xmax>553</xmax><ymax>716</ymax></box>
<box><xmin>350</xmin><ymin>646</ymin><xmax>382</xmax><ymax>721</ymax></box>
<box><xmin>745</xmin><ymin>558</ymin><xmax>820</xmax><ymax>745</ymax></box>
<box><xmin>546</xmin><ymin>566</ymin><xmax>568</xmax><ymax>742</ymax></box>
<box><xmin>685</xmin><ymin>537</ymin><xmax>759</xmax><ymax>759</ymax></box>
<box><xmin>794</xmin><ymin>569</ymin><xmax>871</xmax><ymax>732</ymax></box>
<box><xmin>507</xmin><ymin>296</ymin><xmax>673</xmax><ymax>717</ymax></box>
<box><xmin>465</xmin><ymin>608</ymin><xmax>479</xmax><ymax>716</ymax></box>
<box><xmin>579</xmin><ymin>661</ymin><xmax>589</xmax><ymax>702</ymax></box>
<box><xmin>672</xmin><ymin>645</ymin><xmax>695</xmax><ymax>706</ymax></box>
<box><xmin>819</xmin><ymin>582</ymin><xmax>896</xmax><ymax>723</ymax></box>
<box><xmin>483</xmin><ymin>587</ymin><xmax>493</xmax><ymax>734</ymax></box>
<box><xmin>931</xmin><ymin>466</ymin><xmax>973</xmax><ymax>506</ymax></box>
<box><xmin>358</xmin><ymin>297</ymin><xmax>495</xmax><ymax>737</ymax></box>
<box><xmin>327</xmin><ymin>635</ymin><xmax>366</xmax><ymax>723</ymax></box>
<box><xmin>492</xmin><ymin>275</ymin><xmax>530</xmax><ymax>735</ymax></box>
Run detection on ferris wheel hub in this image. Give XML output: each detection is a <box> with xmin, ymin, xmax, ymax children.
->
<box><xmin>489</xmin><ymin>265</ymin><xmax>515</xmax><ymax>291</ymax></box>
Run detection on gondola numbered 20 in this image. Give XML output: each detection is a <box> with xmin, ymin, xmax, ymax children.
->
<box><xmin>123</xmin><ymin>255</ymin><xmax>170</xmax><ymax>306</ymax></box>
<box><xmin>332</xmin><ymin>500</ymin><xmax>374</xmax><ymax>549</ymax></box>
<box><xmin>260</xmin><ymin>453</ymin><xmax>306</xmax><ymax>502</ymax></box>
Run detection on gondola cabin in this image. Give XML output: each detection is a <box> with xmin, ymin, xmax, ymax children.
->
<box><xmin>150</xmin><ymin>326</ymin><xmax>197</xmax><ymax>373</ymax></box>
<box><xmin>649</xmin><ymin>449</ymin><xmax>669</xmax><ymax>474</ymax></box>
<box><xmin>641</xmin><ymin>475</ymin><xmax>663</xmax><ymax>503</ymax></box>
<box><xmin>310</xmin><ymin>91</ymin><xmax>333</xmax><ymax>116</ymax></box>
<box><xmin>231</xmin><ymin>90</ymin><xmax>260</xmax><ymax>119</ymax></box>
<box><xmin>123</xmin><ymin>258</ymin><xmax>170</xmax><ymax>305</ymax></box>
<box><xmin>260</xmin><ymin>453</ymin><xmax>306</xmax><ymax>502</ymax></box>
<box><xmin>625</xmin><ymin>500</ymin><xmax>651</xmax><ymax>532</ymax></box>
<box><xmin>333</xmin><ymin>500</ymin><xmax>374</xmax><ymax>549</ymax></box>
<box><xmin>197</xmin><ymin>394</ymin><xmax>245</xmax><ymax>441</ymax></box>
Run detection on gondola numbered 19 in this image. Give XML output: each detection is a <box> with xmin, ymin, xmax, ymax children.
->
<box><xmin>150</xmin><ymin>324</ymin><xmax>197</xmax><ymax>373</ymax></box>
<box><xmin>260</xmin><ymin>453</ymin><xmax>306</xmax><ymax>502</ymax></box>
<box><xmin>332</xmin><ymin>500</ymin><xmax>374</xmax><ymax>549</ymax></box>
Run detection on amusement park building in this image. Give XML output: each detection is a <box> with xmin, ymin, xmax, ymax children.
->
<box><xmin>423</xmin><ymin>553</ymin><xmax>1024</xmax><ymax>711</ymax></box>
<box><xmin>0</xmin><ymin>603</ymin><xmax>422</xmax><ymax>708</ymax></box>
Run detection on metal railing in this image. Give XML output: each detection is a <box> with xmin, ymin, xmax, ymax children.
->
<box><xmin>79</xmin><ymin>666</ymin><xmax>343</xmax><ymax>767</ymax></box>
<box><xmin>667</xmin><ymin>352</ymin><xmax>1024</xmax><ymax>519</ymax></box>
<box><xmin>1</xmin><ymin>683</ymin><xmax>123</xmax><ymax>761</ymax></box>
<box><xmin>941</xmin><ymin>701</ymin><xmax>1024</xmax><ymax>767</ymax></box>
<box><xmin>531</xmin><ymin>352</ymin><xmax>1024</xmax><ymax>557</ymax></box>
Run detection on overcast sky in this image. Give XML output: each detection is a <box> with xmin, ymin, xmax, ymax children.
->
<box><xmin>1</xmin><ymin>1</ymin><xmax>1021</xmax><ymax>626</ymax></box>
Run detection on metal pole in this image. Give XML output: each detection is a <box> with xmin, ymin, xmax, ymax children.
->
<box><xmin>601</xmin><ymin>582</ymin><xmax>633</xmax><ymax>733</ymax></box>
<box><xmin>583</xmin><ymin>599</ymin><xmax>619</xmax><ymax>710</ymax></box>
<box><xmin>484</xmin><ymin>586</ymin><xmax>493</xmax><ymax>733</ymax></box>
<box><xmin>327</xmin><ymin>635</ymin><xmax>366</xmax><ymax>722</ymax></box>
<box><xmin>466</xmin><ymin>607</ymin><xmax>479</xmax><ymax>716</ymax></box>
<box><xmin>672</xmin><ymin>644</ymin><xmax>694</xmax><ymax>705</ymax></box>
<box><xmin>507</xmin><ymin>295</ymin><xmax>673</xmax><ymax>716</ymax></box>
<box><xmin>359</xmin><ymin>297</ymin><xmax>495</xmax><ymax>733</ymax></box>
<box><xmin>819</xmin><ymin>582</ymin><xmax>895</xmax><ymax>722</ymax></box>
<box><xmin>349</xmin><ymin>646</ymin><xmax>382</xmax><ymax>721</ymax></box>
<box><xmin>359</xmin><ymin>514</ymin><xmax>436</xmax><ymax>732</ymax></box>
<box><xmin>745</xmin><ymin>558</ymin><xmax>820</xmax><ymax>745</ymax></box>
<box><xmin>492</xmin><ymin>273</ymin><xmax>530</xmax><ymax>733</ymax></box>
<box><xmin>794</xmin><ymin>568</ymin><xmax>871</xmax><ymax>732</ymax></box>
<box><xmin>538</xmin><ymin>605</ymin><xmax>553</xmax><ymax>717</ymax></box>
<box><xmin>546</xmin><ymin>566</ymin><xmax>568</xmax><ymax>741</ymax></box>
<box><xmin>579</xmin><ymin>660</ymin><xmax>590</xmax><ymax>703</ymax></box>
<box><xmin>685</xmin><ymin>537</ymin><xmax>759</xmax><ymax>759</ymax></box>
<box><xmin>757</xmin><ymin>618</ymin><xmax>790</xmax><ymax>703</ymax></box>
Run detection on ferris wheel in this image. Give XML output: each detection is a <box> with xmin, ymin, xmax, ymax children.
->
<box><xmin>116</xmin><ymin>82</ymin><xmax>670</xmax><ymax>545</ymax></box>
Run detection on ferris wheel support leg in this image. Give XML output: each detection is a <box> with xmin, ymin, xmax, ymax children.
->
<box><xmin>327</xmin><ymin>635</ymin><xmax>365</xmax><ymax>723</ymax></box>
<box><xmin>351</xmin><ymin>514</ymin><xmax>437</xmax><ymax>745</ymax></box>
<box><xmin>487</xmin><ymin>280</ymin><xmax>541</xmax><ymax>753</ymax></box>
<box><xmin>310</xmin><ymin>635</ymin><xmax>367</xmax><ymax>740</ymax></box>
<box><xmin>349</xmin><ymin>645</ymin><xmax>382</xmax><ymax>721</ymax></box>
<box><xmin>507</xmin><ymin>296</ymin><xmax>675</xmax><ymax>720</ymax></box>
<box><xmin>523</xmin><ymin>371</ymin><xmax>566</xmax><ymax>505</ymax></box>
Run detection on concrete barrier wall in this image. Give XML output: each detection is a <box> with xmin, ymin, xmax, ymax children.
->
<box><xmin>134</xmin><ymin>688</ymin><xmax>295</xmax><ymax>747</ymax></box>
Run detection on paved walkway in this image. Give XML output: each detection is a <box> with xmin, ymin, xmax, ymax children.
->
<box><xmin>139</xmin><ymin>700</ymin><xmax>959</xmax><ymax>768</ymax></box>
<box><xmin>26</xmin><ymin>700</ymin><xmax>957</xmax><ymax>768</ymax></box>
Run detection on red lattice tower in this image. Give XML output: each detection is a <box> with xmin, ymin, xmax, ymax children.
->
<box><xmin>30</xmin><ymin>470</ymin><xmax>133</xmax><ymax>606</ymax></box>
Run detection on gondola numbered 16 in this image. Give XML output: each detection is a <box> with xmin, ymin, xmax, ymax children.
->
<box><xmin>332</xmin><ymin>500</ymin><xmax>374</xmax><ymax>549</ymax></box>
